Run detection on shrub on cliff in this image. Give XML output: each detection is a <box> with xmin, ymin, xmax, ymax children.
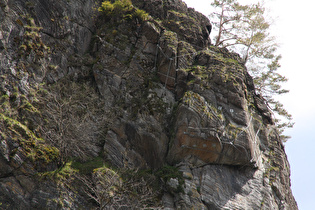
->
<box><xmin>98</xmin><ymin>0</ymin><xmax>148</xmax><ymax>22</ymax></box>
<box><xmin>210</xmin><ymin>0</ymin><xmax>293</xmax><ymax>141</ymax></box>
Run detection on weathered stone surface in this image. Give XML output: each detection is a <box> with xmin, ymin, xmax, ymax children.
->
<box><xmin>133</xmin><ymin>0</ymin><xmax>211</xmax><ymax>47</ymax></box>
<box><xmin>0</xmin><ymin>0</ymin><xmax>297</xmax><ymax>209</ymax></box>
<box><xmin>104</xmin><ymin>116</ymin><xmax>170</xmax><ymax>169</ymax></box>
<box><xmin>168</xmin><ymin>91</ymin><xmax>255</xmax><ymax>166</ymax></box>
<box><xmin>157</xmin><ymin>30</ymin><xmax>178</xmax><ymax>88</ymax></box>
<box><xmin>0</xmin><ymin>176</ymin><xmax>31</xmax><ymax>209</ymax></box>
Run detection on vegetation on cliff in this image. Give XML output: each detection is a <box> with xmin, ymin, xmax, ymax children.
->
<box><xmin>0</xmin><ymin>0</ymin><xmax>297</xmax><ymax>209</ymax></box>
<box><xmin>98</xmin><ymin>0</ymin><xmax>148</xmax><ymax>22</ymax></box>
<box><xmin>210</xmin><ymin>0</ymin><xmax>293</xmax><ymax>141</ymax></box>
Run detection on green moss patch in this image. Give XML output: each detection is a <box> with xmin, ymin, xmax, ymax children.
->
<box><xmin>0</xmin><ymin>113</ymin><xmax>59</xmax><ymax>163</ymax></box>
<box><xmin>71</xmin><ymin>157</ymin><xmax>105</xmax><ymax>175</ymax></box>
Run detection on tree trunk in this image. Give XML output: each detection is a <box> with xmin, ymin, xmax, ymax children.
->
<box><xmin>215</xmin><ymin>4</ymin><xmax>225</xmax><ymax>46</ymax></box>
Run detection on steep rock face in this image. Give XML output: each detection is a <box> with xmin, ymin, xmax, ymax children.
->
<box><xmin>0</xmin><ymin>0</ymin><xmax>297</xmax><ymax>209</ymax></box>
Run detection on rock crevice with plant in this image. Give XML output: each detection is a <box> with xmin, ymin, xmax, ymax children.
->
<box><xmin>0</xmin><ymin>0</ymin><xmax>297</xmax><ymax>209</ymax></box>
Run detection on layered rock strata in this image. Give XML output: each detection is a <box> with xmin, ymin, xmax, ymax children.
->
<box><xmin>0</xmin><ymin>0</ymin><xmax>297</xmax><ymax>209</ymax></box>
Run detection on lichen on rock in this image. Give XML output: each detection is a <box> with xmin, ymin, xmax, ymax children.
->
<box><xmin>0</xmin><ymin>0</ymin><xmax>297</xmax><ymax>209</ymax></box>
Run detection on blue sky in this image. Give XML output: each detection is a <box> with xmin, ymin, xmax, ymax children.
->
<box><xmin>183</xmin><ymin>0</ymin><xmax>315</xmax><ymax>209</ymax></box>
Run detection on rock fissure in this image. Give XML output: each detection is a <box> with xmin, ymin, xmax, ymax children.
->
<box><xmin>0</xmin><ymin>0</ymin><xmax>297</xmax><ymax>209</ymax></box>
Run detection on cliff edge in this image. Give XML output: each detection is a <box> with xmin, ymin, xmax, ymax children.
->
<box><xmin>0</xmin><ymin>0</ymin><xmax>297</xmax><ymax>209</ymax></box>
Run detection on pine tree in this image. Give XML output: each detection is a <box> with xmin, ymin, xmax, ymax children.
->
<box><xmin>210</xmin><ymin>0</ymin><xmax>293</xmax><ymax>141</ymax></box>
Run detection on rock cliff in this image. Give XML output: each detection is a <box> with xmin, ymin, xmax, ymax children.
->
<box><xmin>0</xmin><ymin>0</ymin><xmax>297</xmax><ymax>209</ymax></box>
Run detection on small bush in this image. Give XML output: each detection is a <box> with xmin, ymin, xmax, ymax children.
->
<box><xmin>98</xmin><ymin>1</ymin><xmax>114</xmax><ymax>14</ymax></box>
<box><xmin>113</xmin><ymin>0</ymin><xmax>133</xmax><ymax>13</ymax></box>
<box><xmin>133</xmin><ymin>8</ymin><xmax>149</xmax><ymax>21</ymax></box>
<box><xmin>98</xmin><ymin>0</ymin><xmax>133</xmax><ymax>16</ymax></box>
<box><xmin>77</xmin><ymin>166</ymin><xmax>162</xmax><ymax>209</ymax></box>
<box><xmin>98</xmin><ymin>0</ymin><xmax>149</xmax><ymax>22</ymax></box>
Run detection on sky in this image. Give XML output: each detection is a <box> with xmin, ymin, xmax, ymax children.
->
<box><xmin>183</xmin><ymin>0</ymin><xmax>315</xmax><ymax>209</ymax></box>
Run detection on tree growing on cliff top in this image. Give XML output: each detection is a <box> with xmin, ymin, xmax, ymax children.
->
<box><xmin>210</xmin><ymin>0</ymin><xmax>293</xmax><ymax>141</ymax></box>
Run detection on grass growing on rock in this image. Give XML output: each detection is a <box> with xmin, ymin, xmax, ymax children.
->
<box><xmin>39</xmin><ymin>157</ymin><xmax>162</xmax><ymax>209</ymax></box>
<box><xmin>98</xmin><ymin>0</ymin><xmax>148</xmax><ymax>22</ymax></box>
<box><xmin>0</xmin><ymin>113</ymin><xmax>59</xmax><ymax>164</ymax></box>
